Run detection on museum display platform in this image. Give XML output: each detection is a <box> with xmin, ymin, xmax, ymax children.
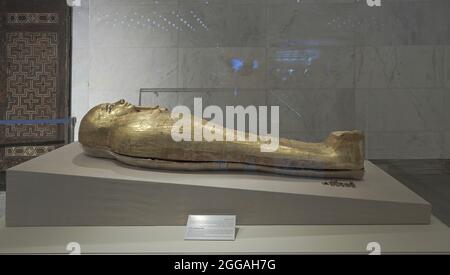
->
<box><xmin>1</xmin><ymin>191</ymin><xmax>450</xmax><ymax>254</ymax></box>
<box><xmin>0</xmin><ymin>215</ymin><xmax>449</xmax><ymax>254</ymax></box>
<box><xmin>6</xmin><ymin>143</ymin><xmax>431</xmax><ymax>227</ymax></box>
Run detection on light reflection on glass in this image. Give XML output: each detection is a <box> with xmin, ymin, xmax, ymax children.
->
<box><xmin>275</xmin><ymin>49</ymin><xmax>321</xmax><ymax>79</ymax></box>
<box><xmin>96</xmin><ymin>7</ymin><xmax>210</xmax><ymax>33</ymax></box>
<box><xmin>275</xmin><ymin>49</ymin><xmax>320</xmax><ymax>64</ymax></box>
<box><xmin>231</xmin><ymin>58</ymin><xmax>244</xmax><ymax>72</ymax></box>
<box><xmin>252</xmin><ymin>60</ymin><xmax>259</xmax><ymax>70</ymax></box>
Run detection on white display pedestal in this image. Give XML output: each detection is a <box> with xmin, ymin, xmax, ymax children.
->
<box><xmin>0</xmin><ymin>216</ymin><xmax>449</xmax><ymax>254</ymax></box>
<box><xmin>6</xmin><ymin>143</ymin><xmax>430</xmax><ymax>226</ymax></box>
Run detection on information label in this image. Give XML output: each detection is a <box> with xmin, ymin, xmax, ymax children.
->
<box><xmin>185</xmin><ymin>215</ymin><xmax>236</xmax><ymax>241</ymax></box>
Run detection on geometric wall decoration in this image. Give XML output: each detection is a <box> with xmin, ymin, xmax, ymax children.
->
<box><xmin>0</xmin><ymin>0</ymin><xmax>70</xmax><ymax>171</ymax></box>
<box><xmin>5</xmin><ymin>146</ymin><xmax>56</xmax><ymax>157</ymax></box>
<box><xmin>7</xmin><ymin>13</ymin><xmax>58</xmax><ymax>24</ymax></box>
<box><xmin>5</xmin><ymin>32</ymin><xmax>58</xmax><ymax>139</ymax></box>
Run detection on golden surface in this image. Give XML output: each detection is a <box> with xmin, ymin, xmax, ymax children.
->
<box><xmin>79</xmin><ymin>100</ymin><xmax>365</xmax><ymax>179</ymax></box>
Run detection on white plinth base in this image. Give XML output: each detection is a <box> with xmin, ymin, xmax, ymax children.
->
<box><xmin>0</xmin><ymin>216</ymin><xmax>449</xmax><ymax>254</ymax></box>
<box><xmin>6</xmin><ymin>143</ymin><xmax>431</xmax><ymax>227</ymax></box>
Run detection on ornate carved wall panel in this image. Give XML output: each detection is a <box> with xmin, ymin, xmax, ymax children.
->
<box><xmin>7</xmin><ymin>13</ymin><xmax>59</xmax><ymax>24</ymax></box>
<box><xmin>6</xmin><ymin>145</ymin><xmax>56</xmax><ymax>157</ymax></box>
<box><xmin>6</xmin><ymin>32</ymin><xmax>59</xmax><ymax>139</ymax></box>
<box><xmin>0</xmin><ymin>0</ymin><xmax>71</xmax><ymax>170</ymax></box>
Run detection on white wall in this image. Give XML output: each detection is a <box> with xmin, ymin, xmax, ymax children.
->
<box><xmin>71</xmin><ymin>0</ymin><xmax>90</xmax><ymax>140</ymax></box>
<box><xmin>72</xmin><ymin>0</ymin><xmax>450</xmax><ymax>159</ymax></box>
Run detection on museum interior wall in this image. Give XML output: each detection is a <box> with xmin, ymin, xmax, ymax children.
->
<box><xmin>71</xmin><ymin>0</ymin><xmax>450</xmax><ymax>159</ymax></box>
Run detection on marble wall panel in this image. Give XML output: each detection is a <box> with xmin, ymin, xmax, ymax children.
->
<box><xmin>355</xmin><ymin>46</ymin><xmax>445</xmax><ymax>89</ymax></box>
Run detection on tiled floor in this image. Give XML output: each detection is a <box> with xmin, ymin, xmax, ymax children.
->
<box><xmin>0</xmin><ymin>161</ymin><xmax>449</xmax><ymax>226</ymax></box>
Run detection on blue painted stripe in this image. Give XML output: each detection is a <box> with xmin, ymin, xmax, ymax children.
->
<box><xmin>0</xmin><ymin>119</ymin><xmax>71</xmax><ymax>125</ymax></box>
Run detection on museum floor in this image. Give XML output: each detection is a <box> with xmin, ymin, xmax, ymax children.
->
<box><xmin>0</xmin><ymin>161</ymin><xmax>449</xmax><ymax>227</ymax></box>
